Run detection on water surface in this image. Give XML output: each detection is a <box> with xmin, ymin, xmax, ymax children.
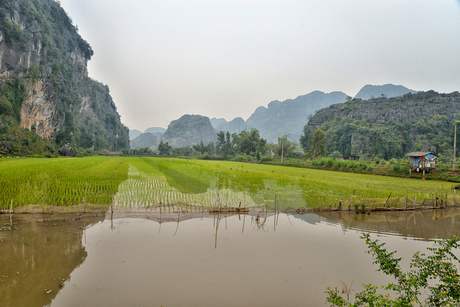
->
<box><xmin>1</xmin><ymin>209</ymin><xmax>460</xmax><ymax>306</ymax></box>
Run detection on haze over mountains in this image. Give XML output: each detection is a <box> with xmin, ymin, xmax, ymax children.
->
<box><xmin>130</xmin><ymin>84</ymin><xmax>417</xmax><ymax>149</ymax></box>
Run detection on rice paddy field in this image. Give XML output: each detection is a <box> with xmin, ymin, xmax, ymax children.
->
<box><xmin>0</xmin><ymin>156</ymin><xmax>458</xmax><ymax>211</ymax></box>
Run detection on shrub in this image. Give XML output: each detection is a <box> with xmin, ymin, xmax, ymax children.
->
<box><xmin>329</xmin><ymin>151</ymin><xmax>342</xmax><ymax>159</ymax></box>
<box><xmin>326</xmin><ymin>234</ymin><xmax>460</xmax><ymax>306</ymax></box>
<box><xmin>312</xmin><ymin>159</ymin><xmax>322</xmax><ymax>168</ymax></box>
<box><xmin>324</xmin><ymin>158</ymin><xmax>334</xmax><ymax>168</ymax></box>
<box><xmin>260</xmin><ymin>156</ymin><xmax>273</xmax><ymax>163</ymax></box>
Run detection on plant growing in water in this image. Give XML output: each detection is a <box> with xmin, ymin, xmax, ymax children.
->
<box><xmin>326</xmin><ymin>233</ymin><xmax>460</xmax><ymax>306</ymax></box>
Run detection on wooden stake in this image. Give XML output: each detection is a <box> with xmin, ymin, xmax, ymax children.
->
<box><xmin>384</xmin><ymin>193</ymin><xmax>392</xmax><ymax>208</ymax></box>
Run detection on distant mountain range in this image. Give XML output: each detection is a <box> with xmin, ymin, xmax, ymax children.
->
<box><xmin>129</xmin><ymin>84</ymin><xmax>418</xmax><ymax>149</ymax></box>
<box><xmin>129</xmin><ymin>127</ymin><xmax>165</xmax><ymax>140</ymax></box>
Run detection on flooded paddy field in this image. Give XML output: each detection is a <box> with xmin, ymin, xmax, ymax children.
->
<box><xmin>1</xmin><ymin>208</ymin><xmax>460</xmax><ymax>307</ymax></box>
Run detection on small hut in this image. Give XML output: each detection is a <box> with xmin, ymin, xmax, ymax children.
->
<box><xmin>406</xmin><ymin>151</ymin><xmax>437</xmax><ymax>175</ymax></box>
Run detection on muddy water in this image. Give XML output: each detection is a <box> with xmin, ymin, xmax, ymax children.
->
<box><xmin>1</xmin><ymin>209</ymin><xmax>460</xmax><ymax>307</ymax></box>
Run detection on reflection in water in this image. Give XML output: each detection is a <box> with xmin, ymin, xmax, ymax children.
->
<box><xmin>120</xmin><ymin>161</ymin><xmax>311</xmax><ymax>210</ymax></box>
<box><xmin>311</xmin><ymin>208</ymin><xmax>460</xmax><ymax>241</ymax></box>
<box><xmin>114</xmin><ymin>165</ymin><xmax>261</xmax><ymax>209</ymax></box>
<box><xmin>1</xmin><ymin>209</ymin><xmax>460</xmax><ymax>307</ymax></box>
<box><xmin>0</xmin><ymin>213</ymin><xmax>105</xmax><ymax>307</ymax></box>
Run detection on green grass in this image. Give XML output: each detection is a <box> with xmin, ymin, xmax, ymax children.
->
<box><xmin>140</xmin><ymin>158</ymin><xmax>455</xmax><ymax>210</ymax></box>
<box><xmin>0</xmin><ymin>157</ymin><xmax>457</xmax><ymax>210</ymax></box>
<box><xmin>0</xmin><ymin>156</ymin><xmax>130</xmax><ymax>209</ymax></box>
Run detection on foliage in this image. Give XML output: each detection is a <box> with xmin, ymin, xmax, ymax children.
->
<box><xmin>158</xmin><ymin>141</ymin><xmax>172</xmax><ymax>156</ymax></box>
<box><xmin>0</xmin><ymin>19</ymin><xmax>24</xmax><ymax>45</ymax></box>
<box><xmin>0</xmin><ymin>79</ymin><xmax>27</xmax><ymax>123</ymax></box>
<box><xmin>0</xmin><ymin>0</ymin><xmax>128</xmax><ymax>153</ymax></box>
<box><xmin>232</xmin><ymin>128</ymin><xmax>267</xmax><ymax>156</ymax></box>
<box><xmin>0</xmin><ymin>124</ymin><xmax>55</xmax><ymax>156</ymax></box>
<box><xmin>193</xmin><ymin>141</ymin><xmax>214</xmax><ymax>155</ymax></box>
<box><xmin>122</xmin><ymin>147</ymin><xmax>154</xmax><ymax>156</ymax></box>
<box><xmin>299</xmin><ymin>124</ymin><xmax>312</xmax><ymax>152</ymax></box>
<box><xmin>275</xmin><ymin>135</ymin><xmax>297</xmax><ymax>159</ymax></box>
<box><xmin>304</xmin><ymin>92</ymin><xmax>460</xmax><ymax>160</ymax></box>
<box><xmin>329</xmin><ymin>151</ymin><xmax>343</xmax><ymax>159</ymax></box>
<box><xmin>308</xmin><ymin>128</ymin><xmax>327</xmax><ymax>158</ymax></box>
<box><xmin>217</xmin><ymin>130</ymin><xmax>234</xmax><ymax>157</ymax></box>
<box><xmin>326</xmin><ymin>233</ymin><xmax>460</xmax><ymax>307</ymax></box>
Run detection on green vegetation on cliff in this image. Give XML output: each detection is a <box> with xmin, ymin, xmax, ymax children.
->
<box><xmin>0</xmin><ymin>0</ymin><xmax>129</xmax><ymax>156</ymax></box>
<box><xmin>301</xmin><ymin>91</ymin><xmax>460</xmax><ymax>161</ymax></box>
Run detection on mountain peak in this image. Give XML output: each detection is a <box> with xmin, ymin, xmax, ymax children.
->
<box><xmin>355</xmin><ymin>84</ymin><xmax>417</xmax><ymax>100</ymax></box>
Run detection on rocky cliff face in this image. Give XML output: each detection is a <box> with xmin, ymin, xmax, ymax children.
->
<box><xmin>309</xmin><ymin>91</ymin><xmax>460</xmax><ymax>127</ymax></box>
<box><xmin>0</xmin><ymin>0</ymin><xmax>129</xmax><ymax>151</ymax></box>
<box><xmin>162</xmin><ymin>114</ymin><xmax>217</xmax><ymax>148</ymax></box>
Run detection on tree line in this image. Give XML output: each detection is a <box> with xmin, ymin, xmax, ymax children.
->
<box><xmin>123</xmin><ymin>127</ymin><xmax>329</xmax><ymax>161</ymax></box>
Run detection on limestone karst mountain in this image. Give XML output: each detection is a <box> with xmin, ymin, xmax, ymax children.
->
<box><xmin>354</xmin><ymin>84</ymin><xmax>417</xmax><ymax>100</ymax></box>
<box><xmin>303</xmin><ymin>90</ymin><xmax>460</xmax><ymax>159</ymax></box>
<box><xmin>0</xmin><ymin>0</ymin><xmax>129</xmax><ymax>154</ymax></box>
<box><xmin>161</xmin><ymin>114</ymin><xmax>217</xmax><ymax>148</ymax></box>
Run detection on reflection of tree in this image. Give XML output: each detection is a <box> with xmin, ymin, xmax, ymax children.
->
<box><xmin>313</xmin><ymin>208</ymin><xmax>460</xmax><ymax>241</ymax></box>
<box><xmin>115</xmin><ymin>166</ymin><xmax>260</xmax><ymax>208</ymax></box>
<box><xmin>0</xmin><ymin>214</ymin><xmax>105</xmax><ymax>307</ymax></box>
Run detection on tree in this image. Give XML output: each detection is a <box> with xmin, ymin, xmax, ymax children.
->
<box><xmin>300</xmin><ymin>125</ymin><xmax>313</xmax><ymax>153</ymax></box>
<box><xmin>235</xmin><ymin>128</ymin><xmax>266</xmax><ymax>156</ymax></box>
<box><xmin>157</xmin><ymin>141</ymin><xmax>172</xmax><ymax>156</ymax></box>
<box><xmin>193</xmin><ymin>141</ymin><xmax>214</xmax><ymax>155</ymax></box>
<box><xmin>276</xmin><ymin>136</ymin><xmax>297</xmax><ymax>161</ymax></box>
<box><xmin>193</xmin><ymin>141</ymin><xmax>207</xmax><ymax>155</ymax></box>
<box><xmin>217</xmin><ymin>131</ymin><xmax>234</xmax><ymax>157</ymax></box>
<box><xmin>308</xmin><ymin>128</ymin><xmax>327</xmax><ymax>158</ymax></box>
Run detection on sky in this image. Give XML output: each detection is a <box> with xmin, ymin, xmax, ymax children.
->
<box><xmin>60</xmin><ymin>0</ymin><xmax>460</xmax><ymax>131</ymax></box>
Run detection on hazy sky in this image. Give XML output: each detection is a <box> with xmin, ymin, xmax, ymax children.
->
<box><xmin>61</xmin><ymin>0</ymin><xmax>460</xmax><ymax>131</ymax></box>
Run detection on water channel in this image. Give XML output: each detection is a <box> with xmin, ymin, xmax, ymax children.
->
<box><xmin>1</xmin><ymin>208</ymin><xmax>460</xmax><ymax>307</ymax></box>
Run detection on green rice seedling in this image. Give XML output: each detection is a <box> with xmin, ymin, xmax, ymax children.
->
<box><xmin>1</xmin><ymin>156</ymin><xmax>457</xmax><ymax>211</ymax></box>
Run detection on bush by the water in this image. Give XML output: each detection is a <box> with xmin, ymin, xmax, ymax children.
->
<box><xmin>326</xmin><ymin>233</ymin><xmax>460</xmax><ymax>307</ymax></box>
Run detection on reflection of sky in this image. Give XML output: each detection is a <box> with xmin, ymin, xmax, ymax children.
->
<box><xmin>48</xmin><ymin>214</ymin><xmax>444</xmax><ymax>306</ymax></box>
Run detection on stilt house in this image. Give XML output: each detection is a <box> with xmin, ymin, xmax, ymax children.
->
<box><xmin>406</xmin><ymin>151</ymin><xmax>437</xmax><ymax>175</ymax></box>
